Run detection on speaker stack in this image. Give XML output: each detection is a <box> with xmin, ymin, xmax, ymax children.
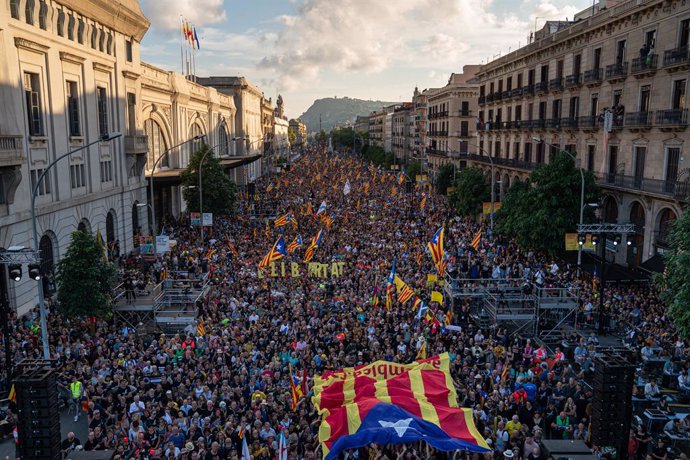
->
<box><xmin>15</xmin><ymin>364</ymin><xmax>61</xmax><ymax>460</ymax></box>
<box><xmin>590</xmin><ymin>353</ymin><xmax>635</xmax><ymax>460</ymax></box>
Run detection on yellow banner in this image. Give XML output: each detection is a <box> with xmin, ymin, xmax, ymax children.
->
<box><xmin>257</xmin><ymin>261</ymin><xmax>345</xmax><ymax>279</ymax></box>
<box><xmin>482</xmin><ymin>202</ymin><xmax>502</xmax><ymax>215</ymax></box>
<box><xmin>564</xmin><ymin>233</ymin><xmax>597</xmax><ymax>251</ymax></box>
<box><xmin>431</xmin><ymin>291</ymin><xmax>444</xmax><ymax>305</ymax></box>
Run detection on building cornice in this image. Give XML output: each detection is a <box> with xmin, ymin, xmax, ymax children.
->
<box><xmin>93</xmin><ymin>61</ymin><xmax>114</xmax><ymax>73</ymax></box>
<box><xmin>122</xmin><ymin>70</ymin><xmax>141</xmax><ymax>80</ymax></box>
<box><xmin>14</xmin><ymin>37</ymin><xmax>49</xmax><ymax>54</ymax></box>
<box><xmin>59</xmin><ymin>51</ymin><xmax>85</xmax><ymax>65</ymax></box>
<box><xmin>57</xmin><ymin>0</ymin><xmax>150</xmax><ymax>41</ymax></box>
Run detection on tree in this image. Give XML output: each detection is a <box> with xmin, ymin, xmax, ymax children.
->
<box><xmin>450</xmin><ymin>167</ymin><xmax>490</xmax><ymax>217</ymax></box>
<box><xmin>496</xmin><ymin>152</ymin><xmax>599</xmax><ymax>254</ymax></box>
<box><xmin>315</xmin><ymin>130</ymin><xmax>328</xmax><ymax>144</ymax></box>
<box><xmin>181</xmin><ymin>144</ymin><xmax>237</xmax><ymax>215</ymax></box>
<box><xmin>655</xmin><ymin>198</ymin><xmax>690</xmax><ymax>340</ymax></box>
<box><xmin>435</xmin><ymin>164</ymin><xmax>455</xmax><ymax>195</ymax></box>
<box><xmin>56</xmin><ymin>230</ymin><xmax>116</xmax><ymax>318</ymax></box>
<box><xmin>287</xmin><ymin>127</ymin><xmax>297</xmax><ymax>146</ymax></box>
<box><xmin>405</xmin><ymin>161</ymin><xmax>422</xmax><ymax>181</ymax></box>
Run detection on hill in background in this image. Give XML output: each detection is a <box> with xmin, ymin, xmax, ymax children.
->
<box><xmin>298</xmin><ymin>97</ymin><xmax>397</xmax><ymax>132</ymax></box>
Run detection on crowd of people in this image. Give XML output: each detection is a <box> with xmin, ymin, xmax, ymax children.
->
<box><xmin>1</xmin><ymin>148</ymin><xmax>689</xmax><ymax>460</ymax></box>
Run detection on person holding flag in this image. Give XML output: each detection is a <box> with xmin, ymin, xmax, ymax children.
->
<box><xmin>287</xmin><ymin>234</ymin><xmax>303</xmax><ymax>253</ymax></box>
<box><xmin>258</xmin><ymin>236</ymin><xmax>287</xmax><ymax>269</ymax></box>
<box><xmin>427</xmin><ymin>227</ymin><xmax>446</xmax><ymax>276</ymax></box>
<box><xmin>385</xmin><ymin>257</ymin><xmax>396</xmax><ymax>310</ymax></box>
<box><xmin>303</xmin><ymin>229</ymin><xmax>323</xmax><ymax>263</ymax></box>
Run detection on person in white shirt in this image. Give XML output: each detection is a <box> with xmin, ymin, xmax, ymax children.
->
<box><xmin>128</xmin><ymin>395</ymin><xmax>145</xmax><ymax>415</ymax></box>
<box><xmin>644</xmin><ymin>379</ymin><xmax>660</xmax><ymax>398</ymax></box>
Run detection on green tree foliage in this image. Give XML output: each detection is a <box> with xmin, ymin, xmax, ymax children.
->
<box><xmin>361</xmin><ymin>145</ymin><xmax>394</xmax><ymax>168</ymax></box>
<box><xmin>496</xmin><ymin>152</ymin><xmax>599</xmax><ymax>253</ymax></box>
<box><xmin>330</xmin><ymin>126</ymin><xmax>355</xmax><ymax>149</ymax></box>
<box><xmin>181</xmin><ymin>144</ymin><xmax>237</xmax><ymax>215</ymax></box>
<box><xmin>56</xmin><ymin>230</ymin><xmax>116</xmax><ymax>318</ymax></box>
<box><xmin>450</xmin><ymin>167</ymin><xmax>490</xmax><ymax>216</ymax></box>
<box><xmin>314</xmin><ymin>130</ymin><xmax>328</xmax><ymax>144</ymax></box>
<box><xmin>405</xmin><ymin>161</ymin><xmax>422</xmax><ymax>181</ymax></box>
<box><xmin>656</xmin><ymin>198</ymin><xmax>690</xmax><ymax>340</ymax></box>
<box><xmin>435</xmin><ymin>164</ymin><xmax>455</xmax><ymax>195</ymax></box>
<box><xmin>287</xmin><ymin>127</ymin><xmax>297</xmax><ymax>146</ymax></box>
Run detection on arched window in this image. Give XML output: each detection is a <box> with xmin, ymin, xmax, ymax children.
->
<box><xmin>25</xmin><ymin>0</ymin><xmax>35</xmax><ymax>25</ymax></box>
<box><xmin>188</xmin><ymin>123</ymin><xmax>205</xmax><ymax>165</ymax></box>
<box><xmin>657</xmin><ymin>209</ymin><xmax>677</xmax><ymax>247</ymax></box>
<box><xmin>106</xmin><ymin>210</ymin><xmax>116</xmax><ymax>244</ymax></box>
<box><xmin>218</xmin><ymin>124</ymin><xmax>229</xmax><ymax>157</ymax></box>
<box><xmin>145</xmin><ymin>118</ymin><xmax>169</xmax><ymax>170</ymax></box>
<box><xmin>77</xmin><ymin>218</ymin><xmax>91</xmax><ymax>233</ymax></box>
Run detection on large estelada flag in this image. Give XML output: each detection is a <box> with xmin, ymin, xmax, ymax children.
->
<box><xmin>312</xmin><ymin>353</ymin><xmax>490</xmax><ymax>459</ymax></box>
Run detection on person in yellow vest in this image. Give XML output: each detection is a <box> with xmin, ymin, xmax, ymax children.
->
<box><xmin>69</xmin><ymin>375</ymin><xmax>84</xmax><ymax>422</ymax></box>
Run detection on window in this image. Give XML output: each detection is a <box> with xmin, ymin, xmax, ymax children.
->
<box><xmin>590</xmin><ymin>93</ymin><xmax>599</xmax><ymax>116</ymax></box>
<box><xmin>145</xmin><ymin>119</ymin><xmax>169</xmax><ymax>170</ymax></box>
<box><xmin>77</xmin><ymin>19</ymin><xmax>85</xmax><ymax>44</ymax></box>
<box><xmin>68</xmin><ymin>15</ymin><xmax>75</xmax><ymax>41</ymax></box>
<box><xmin>634</xmin><ymin>146</ymin><xmax>646</xmax><ymax>187</ymax></box>
<box><xmin>517</xmin><ymin>73</ymin><xmax>523</xmax><ymax>88</ymax></box>
<box><xmin>540</xmin><ymin>64</ymin><xmax>549</xmax><ymax>82</ymax></box>
<box><xmin>640</xmin><ymin>85</ymin><xmax>651</xmax><ymax>112</ymax></box>
<box><xmin>616</xmin><ymin>40</ymin><xmax>626</xmax><ymax>65</ymax></box>
<box><xmin>126</xmin><ymin>40</ymin><xmax>133</xmax><ymax>62</ymax></box>
<box><xmin>66</xmin><ymin>81</ymin><xmax>81</xmax><ymax>137</ymax></box>
<box><xmin>218</xmin><ymin>125</ymin><xmax>229</xmax><ymax>156</ymax></box>
<box><xmin>645</xmin><ymin>30</ymin><xmax>656</xmax><ymax>48</ymax></box>
<box><xmin>25</xmin><ymin>0</ymin><xmax>35</xmax><ymax>25</ymax></box>
<box><xmin>587</xmin><ymin>145</ymin><xmax>595</xmax><ymax>172</ymax></box>
<box><xmin>552</xmin><ymin>99</ymin><xmax>562</xmax><ymax>119</ymax></box>
<box><xmin>100</xmin><ymin>159</ymin><xmax>113</xmax><ymax>183</ymax></box>
<box><xmin>538</xmin><ymin>101</ymin><xmax>547</xmax><ymax>119</ymax></box>
<box><xmin>524</xmin><ymin>142</ymin><xmax>532</xmax><ymax>163</ymax></box>
<box><xmin>70</xmin><ymin>164</ymin><xmax>86</xmax><ymax>189</ymax></box>
<box><xmin>528</xmin><ymin>69</ymin><xmax>535</xmax><ymax>86</ymax></box>
<box><xmin>536</xmin><ymin>142</ymin><xmax>544</xmax><ymax>163</ymax></box>
<box><xmin>665</xmin><ymin>147</ymin><xmax>681</xmax><ymax>193</ymax></box>
<box><xmin>515</xmin><ymin>105</ymin><xmax>522</xmax><ymax>121</ymax></box>
<box><xmin>97</xmin><ymin>87</ymin><xmax>108</xmax><ymax>137</ymax></box>
<box><xmin>461</xmin><ymin>101</ymin><xmax>469</xmax><ymax>115</ymax></box>
<box><xmin>126</xmin><ymin>93</ymin><xmax>136</xmax><ymax>135</ymax></box>
<box><xmin>506</xmin><ymin>77</ymin><xmax>512</xmax><ymax>91</ymax></box>
<box><xmin>593</xmin><ymin>47</ymin><xmax>602</xmax><ymax>69</ymax></box>
<box><xmin>57</xmin><ymin>10</ymin><xmax>65</xmax><ymax>36</ymax></box>
<box><xmin>608</xmin><ymin>145</ymin><xmax>618</xmax><ymax>183</ymax></box>
<box><xmin>569</xmin><ymin>96</ymin><xmax>580</xmax><ymax>118</ymax></box>
<box><xmin>38</xmin><ymin>0</ymin><xmax>47</xmax><ymax>29</ymax></box>
<box><xmin>495</xmin><ymin>141</ymin><xmax>501</xmax><ymax>158</ymax></box>
<box><xmin>672</xmin><ymin>79</ymin><xmax>686</xmax><ymax>109</ymax></box>
<box><xmin>573</xmin><ymin>54</ymin><xmax>582</xmax><ymax>75</ymax></box>
<box><xmin>613</xmin><ymin>89</ymin><xmax>623</xmax><ymax>106</ymax></box>
<box><xmin>557</xmin><ymin>60</ymin><xmax>564</xmax><ymax>79</ymax></box>
<box><xmin>513</xmin><ymin>142</ymin><xmax>519</xmax><ymax>160</ymax></box>
<box><xmin>10</xmin><ymin>0</ymin><xmax>19</xmax><ymax>19</ymax></box>
<box><xmin>31</xmin><ymin>168</ymin><xmax>51</xmax><ymax>196</ymax></box>
<box><xmin>24</xmin><ymin>72</ymin><xmax>43</xmax><ymax>136</ymax></box>
<box><xmin>679</xmin><ymin>19</ymin><xmax>689</xmax><ymax>47</ymax></box>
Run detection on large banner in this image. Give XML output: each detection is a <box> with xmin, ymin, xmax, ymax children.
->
<box><xmin>313</xmin><ymin>353</ymin><xmax>489</xmax><ymax>459</ymax></box>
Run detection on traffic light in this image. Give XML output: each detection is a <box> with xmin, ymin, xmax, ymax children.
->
<box><xmin>8</xmin><ymin>264</ymin><xmax>22</xmax><ymax>282</ymax></box>
<box><xmin>28</xmin><ymin>264</ymin><xmax>41</xmax><ymax>281</ymax></box>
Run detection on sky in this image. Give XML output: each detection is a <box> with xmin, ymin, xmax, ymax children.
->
<box><xmin>139</xmin><ymin>0</ymin><xmax>594</xmax><ymax>119</ymax></box>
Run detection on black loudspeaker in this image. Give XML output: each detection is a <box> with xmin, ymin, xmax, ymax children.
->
<box><xmin>15</xmin><ymin>366</ymin><xmax>61</xmax><ymax>460</ymax></box>
<box><xmin>590</xmin><ymin>354</ymin><xmax>635</xmax><ymax>460</ymax></box>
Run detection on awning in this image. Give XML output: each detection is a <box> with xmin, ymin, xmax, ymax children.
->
<box><xmin>146</xmin><ymin>168</ymin><xmax>186</xmax><ymax>186</ymax></box>
<box><xmin>220</xmin><ymin>154</ymin><xmax>262</xmax><ymax>170</ymax></box>
<box><xmin>638</xmin><ymin>254</ymin><xmax>666</xmax><ymax>274</ymax></box>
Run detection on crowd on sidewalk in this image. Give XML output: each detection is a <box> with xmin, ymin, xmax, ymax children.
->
<box><xmin>2</xmin><ymin>149</ymin><xmax>689</xmax><ymax>460</ymax></box>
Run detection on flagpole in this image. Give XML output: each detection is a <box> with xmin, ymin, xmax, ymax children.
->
<box><xmin>179</xmin><ymin>15</ymin><xmax>184</xmax><ymax>75</ymax></box>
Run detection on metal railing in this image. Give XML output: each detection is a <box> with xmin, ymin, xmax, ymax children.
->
<box><xmin>624</xmin><ymin>111</ymin><xmax>652</xmax><ymax>128</ymax></box>
<box><xmin>663</xmin><ymin>46</ymin><xmax>690</xmax><ymax>67</ymax></box>
<box><xmin>549</xmin><ymin>77</ymin><xmax>564</xmax><ymax>91</ymax></box>
<box><xmin>124</xmin><ymin>134</ymin><xmax>148</xmax><ymax>155</ymax></box>
<box><xmin>560</xmin><ymin>117</ymin><xmax>579</xmax><ymax>129</ymax></box>
<box><xmin>583</xmin><ymin>68</ymin><xmax>603</xmax><ymax>85</ymax></box>
<box><xmin>595</xmin><ymin>172</ymin><xmax>690</xmax><ymax>199</ymax></box>
<box><xmin>605</xmin><ymin>62</ymin><xmax>628</xmax><ymax>79</ymax></box>
<box><xmin>0</xmin><ymin>135</ymin><xmax>24</xmax><ymax>166</ymax></box>
<box><xmin>565</xmin><ymin>74</ymin><xmax>581</xmax><ymax>87</ymax></box>
<box><xmin>655</xmin><ymin>109</ymin><xmax>688</xmax><ymax>127</ymax></box>
<box><xmin>535</xmin><ymin>81</ymin><xmax>548</xmax><ymax>93</ymax></box>
<box><xmin>631</xmin><ymin>55</ymin><xmax>658</xmax><ymax>74</ymax></box>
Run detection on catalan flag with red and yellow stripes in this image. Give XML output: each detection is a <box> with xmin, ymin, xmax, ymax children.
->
<box><xmin>312</xmin><ymin>353</ymin><xmax>489</xmax><ymax>459</ymax></box>
<box><xmin>393</xmin><ymin>275</ymin><xmax>415</xmax><ymax>304</ymax></box>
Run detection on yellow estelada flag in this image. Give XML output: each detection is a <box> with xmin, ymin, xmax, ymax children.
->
<box><xmin>431</xmin><ymin>291</ymin><xmax>444</xmax><ymax>305</ymax></box>
<box><xmin>416</xmin><ymin>340</ymin><xmax>427</xmax><ymax>360</ymax></box>
<box><xmin>427</xmin><ymin>274</ymin><xmax>438</xmax><ymax>286</ymax></box>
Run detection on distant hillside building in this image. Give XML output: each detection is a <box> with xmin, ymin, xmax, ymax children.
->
<box><xmin>354</xmin><ymin>115</ymin><xmax>370</xmax><ymax>135</ymax></box>
<box><xmin>289</xmin><ymin>119</ymin><xmax>307</xmax><ymax>147</ymax></box>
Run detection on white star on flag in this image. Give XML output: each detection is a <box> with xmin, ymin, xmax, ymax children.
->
<box><xmin>379</xmin><ymin>418</ymin><xmax>413</xmax><ymax>437</ymax></box>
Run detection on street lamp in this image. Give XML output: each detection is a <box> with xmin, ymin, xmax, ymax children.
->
<box><xmin>533</xmin><ymin>137</ymin><xmax>586</xmax><ymax>270</ymax></box>
<box><xmin>148</xmin><ymin>135</ymin><xmax>204</xmax><ymax>254</ymax></box>
<box><xmin>31</xmin><ymin>132</ymin><xmax>121</xmax><ymax>359</ymax></box>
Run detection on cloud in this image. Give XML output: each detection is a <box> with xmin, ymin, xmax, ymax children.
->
<box><xmin>140</xmin><ymin>0</ymin><xmax>227</xmax><ymax>30</ymax></box>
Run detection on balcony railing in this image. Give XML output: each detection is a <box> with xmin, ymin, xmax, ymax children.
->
<box><xmin>560</xmin><ymin>117</ymin><xmax>578</xmax><ymax>129</ymax></box>
<box><xmin>655</xmin><ymin>109</ymin><xmax>689</xmax><ymax>128</ymax></box>
<box><xmin>532</xmin><ymin>119</ymin><xmax>546</xmax><ymax>129</ymax></box>
<box><xmin>522</xmin><ymin>84</ymin><xmax>535</xmax><ymax>96</ymax></box>
<box><xmin>545</xmin><ymin>118</ymin><xmax>560</xmax><ymax>129</ymax></box>
<box><xmin>457</xmin><ymin>131</ymin><xmax>471</xmax><ymax>138</ymax></box>
<box><xmin>0</xmin><ymin>134</ymin><xmax>24</xmax><ymax>167</ymax></box>
<box><xmin>631</xmin><ymin>55</ymin><xmax>658</xmax><ymax>74</ymax></box>
<box><xmin>502</xmin><ymin>90</ymin><xmax>512</xmax><ymax>100</ymax></box>
<box><xmin>624</xmin><ymin>112</ymin><xmax>652</xmax><ymax>128</ymax></box>
<box><xmin>124</xmin><ymin>134</ymin><xmax>149</xmax><ymax>155</ymax></box>
<box><xmin>535</xmin><ymin>81</ymin><xmax>548</xmax><ymax>93</ymax></box>
<box><xmin>479</xmin><ymin>95</ymin><xmax>486</xmax><ymax>105</ymax></box>
<box><xmin>595</xmin><ymin>172</ymin><xmax>690</xmax><ymax>199</ymax></box>
<box><xmin>605</xmin><ymin>62</ymin><xmax>628</xmax><ymax>80</ymax></box>
<box><xmin>511</xmin><ymin>88</ymin><xmax>523</xmax><ymax>98</ymax></box>
<box><xmin>583</xmin><ymin>68</ymin><xmax>603</xmax><ymax>85</ymax></box>
<box><xmin>466</xmin><ymin>153</ymin><xmax>540</xmax><ymax>171</ymax></box>
<box><xmin>459</xmin><ymin>110</ymin><xmax>472</xmax><ymax>117</ymax></box>
<box><xmin>578</xmin><ymin>115</ymin><xmax>601</xmax><ymax>130</ymax></box>
<box><xmin>565</xmin><ymin>74</ymin><xmax>581</xmax><ymax>88</ymax></box>
<box><xmin>663</xmin><ymin>46</ymin><xmax>690</xmax><ymax>67</ymax></box>
<box><xmin>549</xmin><ymin>77</ymin><xmax>564</xmax><ymax>92</ymax></box>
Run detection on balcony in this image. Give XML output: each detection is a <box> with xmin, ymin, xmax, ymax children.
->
<box><xmin>0</xmin><ymin>135</ymin><xmax>25</xmax><ymax>167</ymax></box>
<box><xmin>631</xmin><ymin>55</ymin><xmax>658</xmax><ymax>77</ymax></box>
<box><xmin>511</xmin><ymin>88</ymin><xmax>523</xmax><ymax>99</ymax></box>
<box><xmin>578</xmin><ymin>115</ymin><xmax>601</xmax><ymax>132</ymax></box>
<box><xmin>459</xmin><ymin>109</ymin><xmax>472</xmax><ymax>117</ymax></box>
<box><xmin>125</xmin><ymin>133</ymin><xmax>148</xmax><ymax>155</ymax></box>
<box><xmin>487</xmin><ymin>93</ymin><xmax>495</xmax><ymax>103</ymax></box>
<box><xmin>502</xmin><ymin>90</ymin><xmax>512</xmax><ymax>100</ymax></box>
<box><xmin>565</xmin><ymin>74</ymin><xmax>582</xmax><ymax>88</ymax></box>
<box><xmin>535</xmin><ymin>81</ymin><xmax>548</xmax><ymax>94</ymax></box>
<box><xmin>532</xmin><ymin>119</ymin><xmax>546</xmax><ymax>130</ymax></box>
<box><xmin>522</xmin><ymin>85</ymin><xmax>535</xmax><ymax>96</ymax></box>
<box><xmin>560</xmin><ymin>117</ymin><xmax>579</xmax><ymax>130</ymax></box>
<box><xmin>549</xmin><ymin>77</ymin><xmax>564</xmax><ymax>92</ymax></box>
<box><xmin>457</xmin><ymin>131</ymin><xmax>471</xmax><ymax>138</ymax></box>
<box><xmin>439</xmin><ymin>111</ymin><xmax>449</xmax><ymax>118</ymax></box>
<box><xmin>624</xmin><ymin>112</ymin><xmax>652</xmax><ymax>130</ymax></box>
<box><xmin>655</xmin><ymin>109</ymin><xmax>688</xmax><ymax>131</ymax></box>
<box><xmin>605</xmin><ymin>62</ymin><xmax>628</xmax><ymax>82</ymax></box>
<box><xmin>466</xmin><ymin>153</ymin><xmax>540</xmax><ymax>172</ymax></box>
<box><xmin>479</xmin><ymin>95</ymin><xmax>486</xmax><ymax>105</ymax></box>
<box><xmin>583</xmin><ymin>68</ymin><xmax>603</xmax><ymax>86</ymax></box>
<box><xmin>595</xmin><ymin>172</ymin><xmax>690</xmax><ymax>200</ymax></box>
<box><xmin>663</xmin><ymin>46</ymin><xmax>690</xmax><ymax>70</ymax></box>
<box><xmin>545</xmin><ymin>118</ymin><xmax>560</xmax><ymax>130</ymax></box>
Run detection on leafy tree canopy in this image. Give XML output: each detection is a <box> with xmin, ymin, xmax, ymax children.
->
<box><xmin>496</xmin><ymin>152</ymin><xmax>599</xmax><ymax>253</ymax></box>
<box><xmin>450</xmin><ymin>167</ymin><xmax>490</xmax><ymax>217</ymax></box>
<box><xmin>435</xmin><ymin>164</ymin><xmax>455</xmax><ymax>196</ymax></box>
<box><xmin>56</xmin><ymin>230</ymin><xmax>116</xmax><ymax>318</ymax></box>
<box><xmin>181</xmin><ymin>144</ymin><xmax>237</xmax><ymax>216</ymax></box>
<box><xmin>656</xmin><ymin>198</ymin><xmax>690</xmax><ymax>340</ymax></box>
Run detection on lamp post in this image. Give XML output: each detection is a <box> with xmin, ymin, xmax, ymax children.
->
<box><xmin>148</xmin><ymin>135</ymin><xmax>203</xmax><ymax>254</ymax></box>
<box><xmin>534</xmin><ymin>137</ymin><xmax>586</xmax><ymax>270</ymax></box>
<box><xmin>31</xmin><ymin>132</ymin><xmax>121</xmax><ymax>359</ymax></box>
